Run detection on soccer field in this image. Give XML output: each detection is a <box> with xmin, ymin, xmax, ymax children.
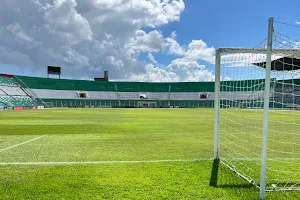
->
<box><xmin>0</xmin><ymin>108</ymin><xmax>299</xmax><ymax>199</ymax></box>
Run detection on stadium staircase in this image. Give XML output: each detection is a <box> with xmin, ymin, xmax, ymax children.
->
<box><xmin>114</xmin><ymin>84</ymin><xmax>121</xmax><ymax>106</ymax></box>
<box><xmin>0</xmin><ymin>75</ymin><xmax>41</xmax><ymax>107</ymax></box>
<box><xmin>13</xmin><ymin>76</ymin><xmax>45</xmax><ymax>106</ymax></box>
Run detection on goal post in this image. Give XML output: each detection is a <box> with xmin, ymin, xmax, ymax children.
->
<box><xmin>137</xmin><ymin>101</ymin><xmax>156</xmax><ymax>108</ymax></box>
<box><xmin>214</xmin><ymin>17</ymin><xmax>300</xmax><ymax>200</ymax></box>
<box><xmin>259</xmin><ymin>16</ymin><xmax>274</xmax><ymax>199</ymax></box>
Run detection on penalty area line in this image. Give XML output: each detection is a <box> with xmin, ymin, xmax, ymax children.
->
<box><xmin>0</xmin><ymin>135</ymin><xmax>45</xmax><ymax>153</ymax></box>
<box><xmin>0</xmin><ymin>159</ymin><xmax>213</xmax><ymax>165</ymax></box>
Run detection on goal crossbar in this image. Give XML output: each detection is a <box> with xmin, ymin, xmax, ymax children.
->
<box><xmin>217</xmin><ymin>48</ymin><xmax>300</xmax><ymax>55</ymax></box>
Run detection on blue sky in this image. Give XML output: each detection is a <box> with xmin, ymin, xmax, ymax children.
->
<box><xmin>1</xmin><ymin>0</ymin><xmax>300</xmax><ymax>81</ymax></box>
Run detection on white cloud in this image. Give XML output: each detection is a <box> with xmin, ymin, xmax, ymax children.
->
<box><xmin>43</xmin><ymin>0</ymin><xmax>93</xmax><ymax>45</ymax></box>
<box><xmin>131</xmin><ymin>30</ymin><xmax>164</xmax><ymax>53</ymax></box>
<box><xmin>129</xmin><ymin>58</ymin><xmax>215</xmax><ymax>82</ymax></box>
<box><xmin>148</xmin><ymin>53</ymin><xmax>158</xmax><ymax>65</ymax></box>
<box><xmin>91</xmin><ymin>0</ymin><xmax>185</xmax><ymax>27</ymax></box>
<box><xmin>165</xmin><ymin>32</ymin><xmax>186</xmax><ymax>55</ymax></box>
<box><xmin>60</xmin><ymin>45</ymin><xmax>90</xmax><ymax>66</ymax></box>
<box><xmin>31</xmin><ymin>0</ymin><xmax>53</xmax><ymax>12</ymax></box>
<box><xmin>168</xmin><ymin>58</ymin><xmax>215</xmax><ymax>81</ymax></box>
<box><xmin>7</xmin><ymin>23</ymin><xmax>34</xmax><ymax>42</ymax></box>
<box><xmin>296</xmin><ymin>21</ymin><xmax>300</xmax><ymax>25</ymax></box>
<box><xmin>185</xmin><ymin>40</ymin><xmax>215</xmax><ymax>63</ymax></box>
<box><xmin>104</xmin><ymin>32</ymin><xmax>113</xmax><ymax>40</ymax></box>
<box><xmin>104</xmin><ymin>56</ymin><xmax>124</xmax><ymax>68</ymax></box>
<box><xmin>165</xmin><ymin>33</ymin><xmax>215</xmax><ymax>64</ymax></box>
<box><xmin>129</xmin><ymin>63</ymin><xmax>179</xmax><ymax>82</ymax></box>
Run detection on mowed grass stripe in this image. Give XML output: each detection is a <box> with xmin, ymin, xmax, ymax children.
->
<box><xmin>0</xmin><ymin>135</ymin><xmax>45</xmax><ymax>153</ymax></box>
<box><xmin>0</xmin><ymin>108</ymin><xmax>214</xmax><ymax>135</ymax></box>
<box><xmin>0</xmin><ymin>133</ymin><xmax>212</xmax><ymax>162</ymax></box>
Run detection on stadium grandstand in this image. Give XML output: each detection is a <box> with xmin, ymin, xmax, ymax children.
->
<box><xmin>0</xmin><ymin>74</ymin><xmax>41</xmax><ymax>110</ymax></box>
<box><xmin>0</xmin><ymin>73</ymin><xmax>299</xmax><ymax>110</ymax></box>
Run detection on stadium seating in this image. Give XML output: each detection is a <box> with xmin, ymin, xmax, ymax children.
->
<box><xmin>8</xmin><ymin>75</ymin><xmax>300</xmax><ymax>109</ymax></box>
<box><xmin>170</xmin><ymin>92</ymin><xmax>202</xmax><ymax>100</ymax></box>
<box><xmin>13</xmin><ymin>76</ymin><xmax>268</xmax><ymax>108</ymax></box>
<box><xmin>0</xmin><ymin>76</ymin><xmax>17</xmax><ymax>86</ymax></box>
<box><xmin>147</xmin><ymin>93</ymin><xmax>169</xmax><ymax>100</ymax></box>
<box><xmin>0</xmin><ymin>76</ymin><xmax>38</xmax><ymax>107</ymax></box>
<box><xmin>0</xmin><ymin>86</ymin><xmax>26</xmax><ymax>96</ymax></box>
<box><xmin>118</xmin><ymin>92</ymin><xmax>140</xmax><ymax>100</ymax></box>
<box><xmin>84</xmin><ymin>92</ymin><xmax>118</xmax><ymax>100</ymax></box>
<box><xmin>15</xmin><ymin>75</ymin><xmax>214</xmax><ymax>92</ymax></box>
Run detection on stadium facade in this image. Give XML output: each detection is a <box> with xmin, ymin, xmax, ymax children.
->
<box><xmin>0</xmin><ymin>73</ymin><xmax>298</xmax><ymax>110</ymax></box>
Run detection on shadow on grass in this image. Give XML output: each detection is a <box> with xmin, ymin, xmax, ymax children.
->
<box><xmin>209</xmin><ymin>159</ymin><xmax>255</xmax><ymax>189</ymax></box>
<box><xmin>209</xmin><ymin>159</ymin><xmax>258</xmax><ymax>199</ymax></box>
<box><xmin>218</xmin><ymin>162</ymin><xmax>257</xmax><ymax>190</ymax></box>
<box><xmin>209</xmin><ymin>158</ymin><xmax>219</xmax><ymax>187</ymax></box>
<box><xmin>217</xmin><ymin>183</ymin><xmax>254</xmax><ymax>189</ymax></box>
<box><xmin>209</xmin><ymin>160</ymin><xmax>300</xmax><ymax>199</ymax></box>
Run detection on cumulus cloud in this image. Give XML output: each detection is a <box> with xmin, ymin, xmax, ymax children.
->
<box><xmin>148</xmin><ymin>53</ymin><xmax>159</xmax><ymax>65</ymax></box>
<box><xmin>104</xmin><ymin>56</ymin><xmax>124</xmax><ymax>69</ymax></box>
<box><xmin>185</xmin><ymin>40</ymin><xmax>215</xmax><ymax>63</ymax></box>
<box><xmin>7</xmin><ymin>23</ymin><xmax>34</xmax><ymax>42</ymax></box>
<box><xmin>164</xmin><ymin>32</ymin><xmax>215</xmax><ymax>63</ymax></box>
<box><xmin>165</xmin><ymin>31</ymin><xmax>186</xmax><ymax>55</ymax></box>
<box><xmin>131</xmin><ymin>30</ymin><xmax>164</xmax><ymax>53</ymax></box>
<box><xmin>43</xmin><ymin>0</ymin><xmax>93</xmax><ymax>45</ymax></box>
<box><xmin>129</xmin><ymin>58</ymin><xmax>215</xmax><ymax>82</ymax></box>
<box><xmin>0</xmin><ymin>0</ymin><xmax>216</xmax><ymax>82</ymax></box>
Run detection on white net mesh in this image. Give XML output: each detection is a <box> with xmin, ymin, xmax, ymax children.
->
<box><xmin>218</xmin><ymin>31</ymin><xmax>300</xmax><ymax>191</ymax></box>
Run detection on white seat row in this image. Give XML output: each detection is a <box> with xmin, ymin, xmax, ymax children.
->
<box><xmin>220</xmin><ymin>91</ymin><xmax>264</xmax><ymax>101</ymax></box>
<box><xmin>31</xmin><ymin>89</ymin><xmax>266</xmax><ymax>101</ymax></box>
<box><xmin>0</xmin><ymin>85</ymin><xmax>27</xmax><ymax>96</ymax></box>
<box><xmin>170</xmin><ymin>92</ymin><xmax>204</xmax><ymax>100</ymax></box>
<box><xmin>32</xmin><ymin>89</ymin><xmax>118</xmax><ymax>100</ymax></box>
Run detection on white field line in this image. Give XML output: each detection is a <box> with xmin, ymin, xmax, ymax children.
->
<box><xmin>225</xmin><ymin>158</ymin><xmax>300</xmax><ymax>161</ymax></box>
<box><xmin>1</xmin><ymin>158</ymin><xmax>300</xmax><ymax>166</ymax></box>
<box><xmin>0</xmin><ymin>159</ymin><xmax>213</xmax><ymax>165</ymax></box>
<box><xmin>0</xmin><ymin>135</ymin><xmax>45</xmax><ymax>153</ymax></box>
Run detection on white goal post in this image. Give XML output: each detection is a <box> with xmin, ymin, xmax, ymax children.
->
<box><xmin>137</xmin><ymin>101</ymin><xmax>156</xmax><ymax>108</ymax></box>
<box><xmin>214</xmin><ymin>17</ymin><xmax>300</xmax><ymax>200</ymax></box>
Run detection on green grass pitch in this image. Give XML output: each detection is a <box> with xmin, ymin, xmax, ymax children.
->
<box><xmin>0</xmin><ymin>108</ymin><xmax>299</xmax><ymax>199</ymax></box>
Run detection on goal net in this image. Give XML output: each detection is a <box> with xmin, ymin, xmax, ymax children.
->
<box><xmin>138</xmin><ymin>101</ymin><xmax>156</xmax><ymax>108</ymax></box>
<box><xmin>215</xmin><ymin>18</ymin><xmax>300</xmax><ymax>197</ymax></box>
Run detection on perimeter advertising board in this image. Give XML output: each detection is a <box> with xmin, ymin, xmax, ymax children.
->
<box><xmin>14</xmin><ymin>106</ymin><xmax>24</xmax><ymax>110</ymax></box>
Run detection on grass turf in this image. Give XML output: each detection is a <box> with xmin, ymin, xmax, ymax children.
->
<box><xmin>0</xmin><ymin>108</ymin><xmax>299</xmax><ymax>199</ymax></box>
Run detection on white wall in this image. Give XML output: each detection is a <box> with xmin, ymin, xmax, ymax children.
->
<box><xmin>31</xmin><ymin>89</ymin><xmax>264</xmax><ymax>101</ymax></box>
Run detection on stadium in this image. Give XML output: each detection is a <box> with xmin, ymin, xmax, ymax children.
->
<box><xmin>0</xmin><ymin>70</ymin><xmax>299</xmax><ymax>110</ymax></box>
<box><xmin>0</xmin><ymin>71</ymin><xmax>215</xmax><ymax>109</ymax></box>
<box><xmin>1</xmin><ymin>40</ymin><xmax>300</xmax><ymax>199</ymax></box>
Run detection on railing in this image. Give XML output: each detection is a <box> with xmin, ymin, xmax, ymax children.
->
<box><xmin>114</xmin><ymin>84</ymin><xmax>121</xmax><ymax>106</ymax></box>
<box><xmin>12</xmin><ymin>76</ymin><xmax>45</xmax><ymax>106</ymax></box>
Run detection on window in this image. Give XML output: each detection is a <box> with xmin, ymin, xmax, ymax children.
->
<box><xmin>77</xmin><ymin>91</ymin><xmax>88</xmax><ymax>98</ymax></box>
<box><xmin>139</xmin><ymin>93</ymin><xmax>147</xmax><ymax>99</ymax></box>
<box><xmin>200</xmin><ymin>93</ymin><xmax>208</xmax><ymax>99</ymax></box>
